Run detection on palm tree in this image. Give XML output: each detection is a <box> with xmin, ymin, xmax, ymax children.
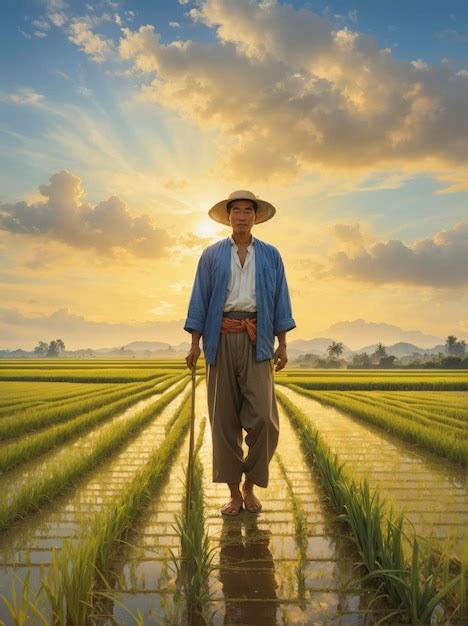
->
<box><xmin>327</xmin><ymin>341</ymin><xmax>344</xmax><ymax>359</ymax></box>
<box><xmin>445</xmin><ymin>335</ymin><xmax>458</xmax><ymax>356</ymax></box>
<box><xmin>374</xmin><ymin>343</ymin><xmax>387</xmax><ymax>359</ymax></box>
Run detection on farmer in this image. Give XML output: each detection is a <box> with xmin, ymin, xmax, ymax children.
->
<box><xmin>184</xmin><ymin>190</ymin><xmax>296</xmax><ymax>515</ymax></box>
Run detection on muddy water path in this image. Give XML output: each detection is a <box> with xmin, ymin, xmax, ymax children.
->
<box><xmin>107</xmin><ymin>410</ymin><xmax>194</xmax><ymax>625</ymax></box>
<box><xmin>0</xmin><ymin>377</ymin><xmax>186</xmax><ymax>504</ymax></box>
<box><xmin>0</xmin><ymin>380</ymin><xmax>190</xmax><ymax>623</ymax></box>
<box><xmin>279</xmin><ymin>386</ymin><xmax>467</xmax><ymax>559</ymax></box>
<box><xmin>202</xmin><ymin>383</ymin><xmax>392</xmax><ymax>624</ymax></box>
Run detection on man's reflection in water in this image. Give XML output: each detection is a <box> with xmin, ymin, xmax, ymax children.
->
<box><xmin>219</xmin><ymin>515</ymin><xmax>279</xmax><ymax>625</ymax></box>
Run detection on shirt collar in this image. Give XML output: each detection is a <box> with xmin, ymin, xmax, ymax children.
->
<box><xmin>229</xmin><ymin>234</ymin><xmax>255</xmax><ymax>250</ymax></box>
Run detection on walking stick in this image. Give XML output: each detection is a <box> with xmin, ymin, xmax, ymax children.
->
<box><xmin>185</xmin><ymin>366</ymin><xmax>196</xmax><ymax>523</ymax></box>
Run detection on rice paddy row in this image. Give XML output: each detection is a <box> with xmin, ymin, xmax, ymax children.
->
<box><xmin>0</xmin><ymin>377</ymin><xmax>190</xmax><ymax>531</ymax></box>
<box><xmin>0</xmin><ymin>375</ymin><xmax>187</xmax><ymax>474</ymax></box>
<box><xmin>0</xmin><ymin>374</ymin><xmax>178</xmax><ymax>439</ymax></box>
<box><xmin>0</xmin><ymin>361</ymin><xmax>466</xmax><ymax>624</ymax></box>
<box><xmin>286</xmin><ymin>385</ymin><xmax>468</xmax><ymax>465</ymax></box>
<box><xmin>276</xmin><ymin>388</ymin><xmax>466</xmax><ymax>625</ymax></box>
<box><xmin>277</xmin><ymin>385</ymin><xmax>467</xmax><ymax>559</ymax></box>
<box><xmin>0</xmin><ymin>373</ymin><xmax>194</xmax><ymax>625</ymax></box>
<box><xmin>275</xmin><ymin>369</ymin><xmax>468</xmax><ymax>390</ymax></box>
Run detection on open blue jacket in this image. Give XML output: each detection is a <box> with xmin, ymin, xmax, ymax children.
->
<box><xmin>184</xmin><ymin>236</ymin><xmax>296</xmax><ymax>364</ymax></box>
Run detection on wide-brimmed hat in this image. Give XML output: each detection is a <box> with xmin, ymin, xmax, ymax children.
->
<box><xmin>208</xmin><ymin>190</ymin><xmax>276</xmax><ymax>226</ymax></box>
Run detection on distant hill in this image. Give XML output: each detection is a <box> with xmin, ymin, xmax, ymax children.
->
<box><xmin>288</xmin><ymin>338</ymin><xmax>353</xmax><ymax>358</ymax></box>
<box><xmin>0</xmin><ymin>338</ymin><xmax>453</xmax><ymax>359</ymax></box>
<box><xmin>354</xmin><ymin>342</ymin><xmax>446</xmax><ymax>357</ymax></box>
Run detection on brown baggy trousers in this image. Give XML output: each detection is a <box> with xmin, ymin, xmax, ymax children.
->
<box><xmin>205</xmin><ymin>312</ymin><xmax>280</xmax><ymax>488</ymax></box>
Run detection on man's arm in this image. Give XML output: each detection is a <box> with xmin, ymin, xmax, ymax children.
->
<box><xmin>273</xmin><ymin>253</ymin><xmax>295</xmax><ymax>372</ymax></box>
<box><xmin>184</xmin><ymin>250</ymin><xmax>210</xmax><ymax>336</ymax></box>
<box><xmin>184</xmin><ymin>250</ymin><xmax>210</xmax><ymax>371</ymax></box>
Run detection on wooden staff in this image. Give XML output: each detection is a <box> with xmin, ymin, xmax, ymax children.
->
<box><xmin>185</xmin><ymin>366</ymin><xmax>196</xmax><ymax>523</ymax></box>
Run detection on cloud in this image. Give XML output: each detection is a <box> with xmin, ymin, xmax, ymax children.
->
<box><xmin>332</xmin><ymin>222</ymin><xmax>366</xmax><ymax>244</ymax></box>
<box><xmin>68</xmin><ymin>18</ymin><xmax>113</xmax><ymax>62</ymax></box>
<box><xmin>163</xmin><ymin>178</ymin><xmax>191</xmax><ymax>190</ymax></box>
<box><xmin>0</xmin><ymin>307</ymin><xmax>188</xmax><ymax>351</ymax></box>
<box><xmin>0</xmin><ymin>170</ymin><xmax>174</xmax><ymax>259</ymax></box>
<box><xmin>329</xmin><ymin>221</ymin><xmax>468</xmax><ymax>287</ymax></box>
<box><xmin>115</xmin><ymin>0</ymin><xmax>468</xmax><ymax>187</ymax></box>
<box><xmin>32</xmin><ymin>18</ymin><xmax>50</xmax><ymax>37</ymax></box>
<box><xmin>42</xmin><ymin>0</ymin><xmax>68</xmax><ymax>27</ymax></box>
<box><xmin>169</xmin><ymin>21</ymin><xmax>181</xmax><ymax>28</ymax></box>
<box><xmin>0</xmin><ymin>88</ymin><xmax>44</xmax><ymax>105</ymax></box>
<box><xmin>179</xmin><ymin>232</ymin><xmax>213</xmax><ymax>248</ymax></box>
<box><xmin>435</xmin><ymin>28</ymin><xmax>468</xmax><ymax>44</ymax></box>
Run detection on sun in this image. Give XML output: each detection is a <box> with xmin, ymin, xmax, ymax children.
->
<box><xmin>193</xmin><ymin>217</ymin><xmax>222</xmax><ymax>239</ymax></box>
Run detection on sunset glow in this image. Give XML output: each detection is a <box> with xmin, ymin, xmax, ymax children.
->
<box><xmin>0</xmin><ymin>0</ymin><xmax>467</xmax><ymax>352</ymax></box>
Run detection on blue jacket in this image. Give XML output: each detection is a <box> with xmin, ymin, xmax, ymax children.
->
<box><xmin>184</xmin><ymin>236</ymin><xmax>296</xmax><ymax>364</ymax></box>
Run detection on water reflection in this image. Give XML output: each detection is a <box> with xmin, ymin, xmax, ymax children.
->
<box><xmin>219</xmin><ymin>515</ymin><xmax>279</xmax><ymax>625</ymax></box>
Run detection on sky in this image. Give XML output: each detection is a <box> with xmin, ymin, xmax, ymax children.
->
<box><xmin>0</xmin><ymin>0</ymin><xmax>467</xmax><ymax>352</ymax></box>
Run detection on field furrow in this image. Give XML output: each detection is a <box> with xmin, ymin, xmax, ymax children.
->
<box><xmin>0</xmin><ymin>383</ymin><xmax>191</xmax><ymax>624</ymax></box>
<box><xmin>279</xmin><ymin>385</ymin><xmax>468</xmax><ymax>560</ymax></box>
<box><xmin>196</xmin><ymin>382</ymin><xmax>394</xmax><ymax>625</ymax></box>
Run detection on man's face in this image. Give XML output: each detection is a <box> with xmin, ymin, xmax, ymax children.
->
<box><xmin>228</xmin><ymin>200</ymin><xmax>256</xmax><ymax>234</ymax></box>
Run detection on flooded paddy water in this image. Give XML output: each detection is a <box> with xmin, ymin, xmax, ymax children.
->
<box><xmin>0</xmin><ymin>378</ymin><xmax>183</xmax><ymax>503</ymax></box>
<box><xmin>0</xmin><ymin>379</ymin><xmax>190</xmax><ymax>624</ymax></box>
<box><xmin>77</xmin><ymin>381</ymin><xmax>395</xmax><ymax>625</ymax></box>
<box><xmin>0</xmin><ymin>363</ymin><xmax>466</xmax><ymax>625</ymax></box>
<box><xmin>278</xmin><ymin>385</ymin><xmax>467</xmax><ymax>561</ymax></box>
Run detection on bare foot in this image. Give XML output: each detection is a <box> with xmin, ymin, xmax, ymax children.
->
<box><xmin>242</xmin><ymin>489</ymin><xmax>262</xmax><ymax>513</ymax></box>
<box><xmin>220</xmin><ymin>494</ymin><xmax>244</xmax><ymax>516</ymax></box>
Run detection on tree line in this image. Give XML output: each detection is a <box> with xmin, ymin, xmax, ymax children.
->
<box><xmin>295</xmin><ymin>336</ymin><xmax>468</xmax><ymax>369</ymax></box>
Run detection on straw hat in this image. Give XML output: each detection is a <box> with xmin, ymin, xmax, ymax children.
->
<box><xmin>208</xmin><ymin>190</ymin><xmax>276</xmax><ymax>226</ymax></box>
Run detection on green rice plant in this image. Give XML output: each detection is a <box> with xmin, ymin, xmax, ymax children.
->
<box><xmin>1</xmin><ymin>571</ymin><xmax>35</xmax><ymax>626</ymax></box>
<box><xmin>40</xmin><ymin>538</ymin><xmax>97</xmax><ymax>626</ymax></box>
<box><xmin>0</xmin><ymin>378</ymin><xmax>189</xmax><ymax>531</ymax></box>
<box><xmin>31</xmin><ymin>384</ymin><xmax>196</xmax><ymax>625</ymax></box>
<box><xmin>276</xmin><ymin>388</ymin><xmax>465</xmax><ymax>624</ymax></box>
<box><xmin>0</xmin><ymin>381</ymin><xmax>118</xmax><ymax>415</ymax></box>
<box><xmin>274</xmin><ymin>371</ymin><xmax>468</xmax><ymax>391</ymax></box>
<box><xmin>333</xmin><ymin>391</ymin><xmax>466</xmax><ymax>432</ymax></box>
<box><xmin>0</xmin><ymin>374</ymin><xmax>187</xmax><ymax>473</ymax></box>
<box><xmin>171</xmin><ymin>416</ymin><xmax>216</xmax><ymax>625</ymax></box>
<box><xmin>275</xmin><ymin>453</ymin><xmax>308</xmax><ymax>605</ymax></box>
<box><xmin>0</xmin><ymin>365</ymin><xmax>186</xmax><ymax>383</ymax></box>
<box><xmin>286</xmin><ymin>384</ymin><xmax>468</xmax><ymax>466</ymax></box>
<box><xmin>0</xmin><ymin>374</ymin><xmax>179</xmax><ymax>440</ymax></box>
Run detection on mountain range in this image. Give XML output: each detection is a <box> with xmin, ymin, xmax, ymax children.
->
<box><xmin>0</xmin><ymin>339</ymin><xmax>448</xmax><ymax>359</ymax></box>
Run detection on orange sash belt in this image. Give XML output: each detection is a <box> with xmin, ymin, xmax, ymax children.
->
<box><xmin>220</xmin><ymin>317</ymin><xmax>257</xmax><ymax>346</ymax></box>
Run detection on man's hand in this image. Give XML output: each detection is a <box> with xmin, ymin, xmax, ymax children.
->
<box><xmin>186</xmin><ymin>331</ymin><xmax>201</xmax><ymax>371</ymax></box>
<box><xmin>273</xmin><ymin>344</ymin><xmax>288</xmax><ymax>372</ymax></box>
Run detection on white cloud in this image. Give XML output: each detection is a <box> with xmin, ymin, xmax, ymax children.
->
<box><xmin>0</xmin><ymin>88</ymin><xmax>44</xmax><ymax>105</ymax></box>
<box><xmin>0</xmin><ymin>307</ymin><xmax>187</xmax><ymax>351</ymax></box>
<box><xmin>68</xmin><ymin>18</ymin><xmax>113</xmax><ymax>62</ymax></box>
<box><xmin>115</xmin><ymin>0</ymin><xmax>468</xmax><ymax>187</ymax></box>
<box><xmin>169</xmin><ymin>21</ymin><xmax>181</xmax><ymax>28</ymax></box>
<box><xmin>0</xmin><ymin>170</ymin><xmax>174</xmax><ymax>259</ymax></box>
<box><xmin>330</xmin><ymin>221</ymin><xmax>468</xmax><ymax>287</ymax></box>
<box><xmin>32</xmin><ymin>18</ymin><xmax>50</xmax><ymax>30</ymax></box>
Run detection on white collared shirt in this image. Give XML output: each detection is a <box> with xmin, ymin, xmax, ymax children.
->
<box><xmin>223</xmin><ymin>234</ymin><xmax>256</xmax><ymax>312</ymax></box>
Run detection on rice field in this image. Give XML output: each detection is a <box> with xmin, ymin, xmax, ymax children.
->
<box><xmin>0</xmin><ymin>360</ymin><xmax>466</xmax><ymax>625</ymax></box>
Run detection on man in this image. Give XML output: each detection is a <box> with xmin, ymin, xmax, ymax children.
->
<box><xmin>184</xmin><ymin>190</ymin><xmax>296</xmax><ymax>515</ymax></box>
